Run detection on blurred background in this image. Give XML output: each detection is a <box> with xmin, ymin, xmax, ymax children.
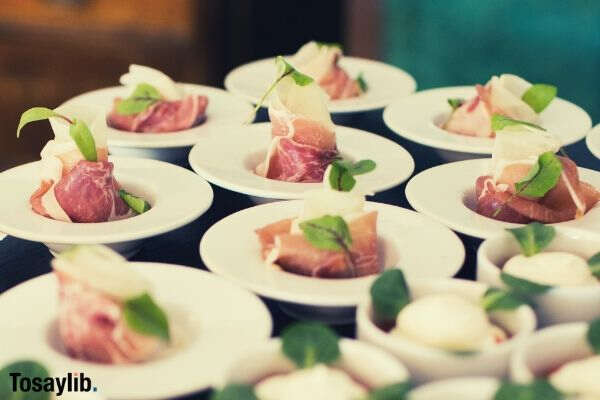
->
<box><xmin>1</xmin><ymin>0</ymin><xmax>599</xmax><ymax>171</ymax></box>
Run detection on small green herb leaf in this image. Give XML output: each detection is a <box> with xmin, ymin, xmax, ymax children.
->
<box><xmin>17</xmin><ymin>107</ymin><xmax>69</xmax><ymax>138</ymax></box>
<box><xmin>349</xmin><ymin>159</ymin><xmax>376</xmax><ymax>175</ymax></box>
<box><xmin>522</xmin><ymin>84</ymin><xmax>557</xmax><ymax>113</ymax></box>
<box><xmin>69</xmin><ymin>118</ymin><xmax>97</xmax><ymax>162</ymax></box>
<box><xmin>357</xmin><ymin>72</ymin><xmax>368</xmax><ymax>93</ymax></box>
<box><xmin>482</xmin><ymin>288</ymin><xmax>528</xmax><ymax>311</ymax></box>
<box><xmin>210</xmin><ymin>384</ymin><xmax>258</xmax><ymax>400</ymax></box>
<box><xmin>447</xmin><ymin>98</ymin><xmax>465</xmax><ymax>110</ymax></box>
<box><xmin>507</xmin><ymin>222</ymin><xmax>556</xmax><ymax>257</ymax></box>
<box><xmin>494</xmin><ymin>379</ymin><xmax>564</xmax><ymax>400</ymax></box>
<box><xmin>501</xmin><ymin>272</ymin><xmax>553</xmax><ymax>295</ymax></box>
<box><xmin>329</xmin><ymin>161</ymin><xmax>357</xmax><ymax>192</ymax></box>
<box><xmin>491</xmin><ymin>114</ymin><xmax>546</xmax><ymax>132</ymax></box>
<box><xmin>0</xmin><ymin>360</ymin><xmax>50</xmax><ymax>400</ymax></box>
<box><xmin>365</xmin><ymin>381</ymin><xmax>411</xmax><ymax>400</ymax></box>
<box><xmin>281</xmin><ymin>322</ymin><xmax>341</xmax><ymax>368</ymax></box>
<box><xmin>370</xmin><ymin>269</ymin><xmax>411</xmax><ymax>324</ymax></box>
<box><xmin>588</xmin><ymin>252</ymin><xmax>600</xmax><ymax>279</ymax></box>
<box><xmin>587</xmin><ymin>318</ymin><xmax>600</xmax><ymax>354</ymax></box>
<box><xmin>119</xmin><ymin>189</ymin><xmax>151</xmax><ymax>214</ymax></box>
<box><xmin>116</xmin><ymin>83</ymin><xmax>162</xmax><ymax>115</ymax></box>
<box><xmin>123</xmin><ymin>292</ymin><xmax>170</xmax><ymax>341</ymax></box>
<box><xmin>299</xmin><ymin>215</ymin><xmax>352</xmax><ymax>251</ymax></box>
<box><xmin>514</xmin><ymin>152</ymin><xmax>563</xmax><ymax>198</ymax></box>
<box><xmin>315</xmin><ymin>41</ymin><xmax>343</xmax><ymax>49</ymax></box>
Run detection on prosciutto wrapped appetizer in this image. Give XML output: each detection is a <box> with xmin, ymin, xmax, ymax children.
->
<box><xmin>106</xmin><ymin>65</ymin><xmax>208</xmax><ymax>133</ymax></box>
<box><xmin>17</xmin><ymin>107</ymin><xmax>150</xmax><ymax>223</ymax></box>
<box><xmin>256</xmin><ymin>160</ymin><xmax>379</xmax><ymax>278</ymax></box>
<box><xmin>52</xmin><ymin>245</ymin><xmax>170</xmax><ymax>364</ymax></box>
<box><xmin>476</xmin><ymin>116</ymin><xmax>600</xmax><ymax>223</ymax></box>
<box><xmin>444</xmin><ymin>74</ymin><xmax>556</xmax><ymax>137</ymax></box>
<box><xmin>291</xmin><ymin>41</ymin><xmax>365</xmax><ymax>100</ymax></box>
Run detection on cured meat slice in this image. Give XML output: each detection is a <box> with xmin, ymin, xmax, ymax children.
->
<box><xmin>107</xmin><ymin>95</ymin><xmax>208</xmax><ymax>133</ymax></box>
<box><xmin>443</xmin><ymin>91</ymin><xmax>493</xmax><ymax>137</ymax></box>
<box><xmin>319</xmin><ymin>63</ymin><xmax>361</xmax><ymax>100</ymax></box>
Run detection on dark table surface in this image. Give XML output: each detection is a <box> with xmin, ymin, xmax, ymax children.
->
<box><xmin>1</xmin><ymin>109</ymin><xmax>598</xmax><ymax>399</ymax></box>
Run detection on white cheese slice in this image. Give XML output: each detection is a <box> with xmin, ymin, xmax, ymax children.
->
<box><xmin>119</xmin><ymin>64</ymin><xmax>183</xmax><ymax>101</ymax></box>
<box><xmin>291</xmin><ymin>41</ymin><xmax>342</xmax><ymax>83</ymax></box>
<box><xmin>504</xmin><ymin>252</ymin><xmax>598</xmax><ymax>287</ymax></box>
<box><xmin>488</xmin><ymin>75</ymin><xmax>537</xmax><ymax>122</ymax></box>
<box><xmin>549</xmin><ymin>356</ymin><xmax>600</xmax><ymax>398</ymax></box>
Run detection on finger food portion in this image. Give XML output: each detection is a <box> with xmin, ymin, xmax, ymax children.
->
<box><xmin>106</xmin><ymin>65</ymin><xmax>208</xmax><ymax>133</ymax></box>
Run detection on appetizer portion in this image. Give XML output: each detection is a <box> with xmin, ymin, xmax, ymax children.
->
<box><xmin>255</xmin><ymin>57</ymin><xmax>339</xmax><ymax>182</ymax></box>
<box><xmin>444</xmin><ymin>74</ymin><xmax>556</xmax><ymax>137</ymax></box>
<box><xmin>256</xmin><ymin>160</ymin><xmax>379</xmax><ymax>278</ymax></box>
<box><xmin>53</xmin><ymin>245</ymin><xmax>170</xmax><ymax>364</ymax></box>
<box><xmin>107</xmin><ymin>65</ymin><xmax>208</xmax><ymax>133</ymax></box>
<box><xmin>290</xmin><ymin>41</ymin><xmax>365</xmax><ymax>100</ymax></box>
<box><xmin>475</xmin><ymin>116</ymin><xmax>599</xmax><ymax>223</ymax></box>
<box><xmin>17</xmin><ymin>107</ymin><xmax>151</xmax><ymax>223</ymax></box>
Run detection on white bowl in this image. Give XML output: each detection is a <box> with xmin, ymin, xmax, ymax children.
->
<box><xmin>224</xmin><ymin>56</ymin><xmax>416</xmax><ymax>114</ymax></box>
<box><xmin>221</xmin><ymin>338</ymin><xmax>409</xmax><ymax>390</ymax></box>
<box><xmin>587</xmin><ymin>124</ymin><xmax>600</xmax><ymax>160</ymax></box>
<box><xmin>409</xmin><ymin>377</ymin><xmax>500</xmax><ymax>400</ymax></box>
<box><xmin>477</xmin><ymin>228</ymin><xmax>600</xmax><ymax>326</ymax></box>
<box><xmin>188</xmin><ymin>122</ymin><xmax>415</xmax><ymax>202</ymax></box>
<box><xmin>0</xmin><ymin>263</ymin><xmax>273</xmax><ymax>400</ymax></box>
<box><xmin>510</xmin><ymin>322</ymin><xmax>593</xmax><ymax>383</ymax></box>
<box><xmin>405</xmin><ymin>158</ymin><xmax>600</xmax><ymax>239</ymax></box>
<box><xmin>0</xmin><ymin>156</ymin><xmax>213</xmax><ymax>258</ymax></box>
<box><xmin>356</xmin><ymin>278</ymin><xmax>537</xmax><ymax>383</ymax></box>
<box><xmin>59</xmin><ymin>84</ymin><xmax>254</xmax><ymax>163</ymax></box>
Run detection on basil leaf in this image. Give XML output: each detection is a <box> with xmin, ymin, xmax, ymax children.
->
<box><xmin>281</xmin><ymin>322</ymin><xmax>341</xmax><ymax>368</ymax></box>
<box><xmin>449</xmin><ymin>350</ymin><xmax>479</xmax><ymax>357</ymax></box>
<box><xmin>366</xmin><ymin>381</ymin><xmax>411</xmax><ymax>400</ymax></box>
<box><xmin>370</xmin><ymin>269</ymin><xmax>410</xmax><ymax>323</ymax></box>
<box><xmin>491</xmin><ymin>114</ymin><xmax>546</xmax><ymax>132</ymax></box>
<box><xmin>316</xmin><ymin>41</ymin><xmax>343</xmax><ymax>49</ymax></box>
<box><xmin>482</xmin><ymin>288</ymin><xmax>529</xmax><ymax>311</ymax></box>
<box><xmin>522</xmin><ymin>84</ymin><xmax>557</xmax><ymax>113</ymax></box>
<box><xmin>587</xmin><ymin>318</ymin><xmax>600</xmax><ymax>354</ymax></box>
<box><xmin>350</xmin><ymin>159</ymin><xmax>376</xmax><ymax>175</ymax></box>
<box><xmin>299</xmin><ymin>215</ymin><xmax>352</xmax><ymax>251</ymax></box>
<box><xmin>514</xmin><ymin>152</ymin><xmax>563</xmax><ymax>198</ymax></box>
<box><xmin>119</xmin><ymin>189</ymin><xmax>151</xmax><ymax>214</ymax></box>
<box><xmin>69</xmin><ymin>118</ymin><xmax>97</xmax><ymax>162</ymax></box>
<box><xmin>494</xmin><ymin>380</ymin><xmax>564</xmax><ymax>400</ymax></box>
<box><xmin>447</xmin><ymin>98</ymin><xmax>465</xmax><ymax>110</ymax></box>
<box><xmin>116</xmin><ymin>83</ymin><xmax>162</xmax><ymax>116</ymax></box>
<box><xmin>123</xmin><ymin>292</ymin><xmax>170</xmax><ymax>341</ymax></box>
<box><xmin>329</xmin><ymin>161</ymin><xmax>356</xmax><ymax>192</ymax></box>
<box><xmin>507</xmin><ymin>222</ymin><xmax>556</xmax><ymax>257</ymax></box>
<box><xmin>210</xmin><ymin>384</ymin><xmax>258</xmax><ymax>400</ymax></box>
<box><xmin>357</xmin><ymin>72</ymin><xmax>368</xmax><ymax>93</ymax></box>
<box><xmin>17</xmin><ymin>107</ymin><xmax>66</xmax><ymax>137</ymax></box>
<box><xmin>589</xmin><ymin>252</ymin><xmax>600</xmax><ymax>279</ymax></box>
<box><xmin>501</xmin><ymin>272</ymin><xmax>553</xmax><ymax>295</ymax></box>
<box><xmin>0</xmin><ymin>360</ymin><xmax>50</xmax><ymax>400</ymax></box>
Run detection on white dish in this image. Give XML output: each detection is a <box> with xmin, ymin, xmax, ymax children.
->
<box><xmin>383</xmin><ymin>86</ymin><xmax>592</xmax><ymax>156</ymax></box>
<box><xmin>409</xmin><ymin>377</ymin><xmax>500</xmax><ymax>400</ymax></box>
<box><xmin>188</xmin><ymin>122</ymin><xmax>415</xmax><ymax>200</ymax></box>
<box><xmin>586</xmin><ymin>124</ymin><xmax>600</xmax><ymax>160</ymax></box>
<box><xmin>224</xmin><ymin>56</ymin><xmax>416</xmax><ymax>114</ymax></box>
<box><xmin>356</xmin><ymin>278</ymin><xmax>537</xmax><ymax>383</ymax></box>
<box><xmin>0</xmin><ymin>263</ymin><xmax>272</xmax><ymax>400</ymax></box>
<box><xmin>405</xmin><ymin>158</ymin><xmax>600</xmax><ymax>239</ymax></box>
<box><xmin>200</xmin><ymin>200</ymin><xmax>464</xmax><ymax>322</ymax></box>
<box><xmin>0</xmin><ymin>156</ymin><xmax>213</xmax><ymax>257</ymax></box>
<box><xmin>477</xmin><ymin>227</ymin><xmax>600</xmax><ymax>326</ymax></box>
<box><xmin>60</xmin><ymin>84</ymin><xmax>254</xmax><ymax>162</ymax></box>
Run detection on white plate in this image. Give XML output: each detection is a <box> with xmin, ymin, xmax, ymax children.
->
<box><xmin>384</xmin><ymin>86</ymin><xmax>592</xmax><ymax>155</ymax></box>
<box><xmin>200</xmin><ymin>200</ymin><xmax>465</xmax><ymax>308</ymax></box>
<box><xmin>0</xmin><ymin>157</ymin><xmax>213</xmax><ymax>256</ymax></box>
<box><xmin>188</xmin><ymin>122</ymin><xmax>415</xmax><ymax>200</ymax></box>
<box><xmin>0</xmin><ymin>263</ymin><xmax>272</xmax><ymax>400</ymax></box>
<box><xmin>224</xmin><ymin>57</ymin><xmax>416</xmax><ymax>114</ymax></box>
<box><xmin>586</xmin><ymin>124</ymin><xmax>600</xmax><ymax>160</ymax></box>
<box><xmin>406</xmin><ymin>159</ymin><xmax>600</xmax><ymax>239</ymax></box>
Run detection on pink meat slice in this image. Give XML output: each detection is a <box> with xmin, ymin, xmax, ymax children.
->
<box><xmin>443</xmin><ymin>86</ymin><xmax>493</xmax><ymax>137</ymax></box>
<box><xmin>319</xmin><ymin>64</ymin><xmax>361</xmax><ymax>100</ymax></box>
<box><xmin>55</xmin><ymin>269</ymin><xmax>162</xmax><ymax>364</ymax></box>
<box><xmin>107</xmin><ymin>95</ymin><xmax>208</xmax><ymax>133</ymax></box>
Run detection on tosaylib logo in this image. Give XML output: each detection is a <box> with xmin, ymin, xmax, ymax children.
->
<box><xmin>9</xmin><ymin>371</ymin><xmax>98</xmax><ymax>396</ymax></box>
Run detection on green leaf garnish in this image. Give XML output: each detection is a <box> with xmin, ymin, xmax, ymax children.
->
<box><xmin>501</xmin><ymin>272</ymin><xmax>553</xmax><ymax>295</ymax></box>
<box><xmin>494</xmin><ymin>380</ymin><xmax>564</xmax><ymax>400</ymax></box>
<box><xmin>507</xmin><ymin>223</ymin><xmax>556</xmax><ymax>257</ymax></box>
<box><xmin>17</xmin><ymin>107</ymin><xmax>68</xmax><ymax>138</ymax></box>
<box><xmin>281</xmin><ymin>322</ymin><xmax>341</xmax><ymax>368</ymax></box>
<box><xmin>522</xmin><ymin>84</ymin><xmax>557</xmax><ymax>113</ymax></box>
<box><xmin>357</xmin><ymin>72</ymin><xmax>368</xmax><ymax>93</ymax></box>
<box><xmin>123</xmin><ymin>292</ymin><xmax>170</xmax><ymax>341</ymax></box>
<box><xmin>370</xmin><ymin>269</ymin><xmax>410</xmax><ymax>324</ymax></box>
<box><xmin>514</xmin><ymin>152</ymin><xmax>563</xmax><ymax>198</ymax></box>
<box><xmin>119</xmin><ymin>189</ymin><xmax>151</xmax><ymax>214</ymax></box>
<box><xmin>116</xmin><ymin>83</ymin><xmax>162</xmax><ymax>116</ymax></box>
<box><xmin>364</xmin><ymin>381</ymin><xmax>411</xmax><ymax>400</ymax></box>
<box><xmin>328</xmin><ymin>159</ymin><xmax>376</xmax><ymax>192</ymax></box>
<box><xmin>587</xmin><ymin>318</ymin><xmax>600</xmax><ymax>354</ymax></box>
<box><xmin>69</xmin><ymin>118</ymin><xmax>97</xmax><ymax>162</ymax></box>
<box><xmin>482</xmin><ymin>287</ymin><xmax>529</xmax><ymax>311</ymax></box>
<box><xmin>0</xmin><ymin>360</ymin><xmax>50</xmax><ymax>400</ymax></box>
<box><xmin>299</xmin><ymin>215</ymin><xmax>352</xmax><ymax>252</ymax></box>
<box><xmin>588</xmin><ymin>252</ymin><xmax>600</xmax><ymax>279</ymax></box>
<box><xmin>210</xmin><ymin>384</ymin><xmax>258</xmax><ymax>400</ymax></box>
<box><xmin>447</xmin><ymin>98</ymin><xmax>465</xmax><ymax>110</ymax></box>
<box><xmin>315</xmin><ymin>41</ymin><xmax>343</xmax><ymax>49</ymax></box>
<box><xmin>349</xmin><ymin>159</ymin><xmax>377</xmax><ymax>175</ymax></box>
<box><xmin>491</xmin><ymin>114</ymin><xmax>546</xmax><ymax>132</ymax></box>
